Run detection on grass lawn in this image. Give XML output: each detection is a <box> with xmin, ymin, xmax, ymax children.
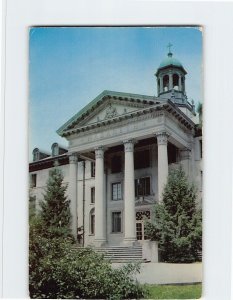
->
<box><xmin>146</xmin><ymin>283</ymin><xmax>202</xmax><ymax>299</ymax></box>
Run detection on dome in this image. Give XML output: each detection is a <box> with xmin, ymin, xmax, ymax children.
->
<box><xmin>159</xmin><ymin>52</ymin><xmax>183</xmax><ymax>69</ymax></box>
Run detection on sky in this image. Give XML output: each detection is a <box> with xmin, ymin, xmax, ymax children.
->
<box><xmin>29</xmin><ymin>26</ymin><xmax>202</xmax><ymax>159</ymax></box>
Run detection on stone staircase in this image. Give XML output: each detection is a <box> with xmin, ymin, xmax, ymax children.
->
<box><xmin>94</xmin><ymin>245</ymin><xmax>147</xmax><ymax>263</ymax></box>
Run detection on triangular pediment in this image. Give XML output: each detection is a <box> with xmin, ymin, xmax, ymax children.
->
<box><xmin>79</xmin><ymin>100</ymin><xmax>147</xmax><ymax>127</ymax></box>
<box><xmin>57</xmin><ymin>90</ymin><xmax>160</xmax><ymax>136</ymax></box>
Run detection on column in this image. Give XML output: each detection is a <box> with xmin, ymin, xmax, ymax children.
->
<box><xmin>169</xmin><ymin>73</ymin><xmax>173</xmax><ymax>90</ymax></box>
<box><xmin>123</xmin><ymin>140</ymin><xmax>136</xmax><ymax>244</ymax></box>
<box><xmin>178</xmin><ymin>75</ymin><xmax>182</xmax><ymax>91</ymax></box>
<box><xmin>159</xmin><ymin>77</ymin><xmax>163</xmax><ymax>93</ymax></box>
<box><xmin>94</xmin><ymin>146</ymin><xmax>106</xmax><ymax>246</ymax></box>
<box><xmin>69</xmin><ymin>153</ymin><xmax>78</xmax><ymax>240</ymax></box>
<box><xmin>180</xmin><ymin>148</ymin><xmax>191</xmax><ymax>179</ymax></box>
<box><xmin>156</xmin><ymin>132</ymin><xmax>169</xmax><ymax>202</ymax></box>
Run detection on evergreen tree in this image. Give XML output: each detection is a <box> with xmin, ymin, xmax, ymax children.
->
<box><xmin>40</xmin><ymin>168</ymin><xmax>71</xmax><ymax>238</ymax></box>
<box><xmin>145</xmin><ymin>167</ymin><xmax>202</xmax><ymax>263</ymax></box>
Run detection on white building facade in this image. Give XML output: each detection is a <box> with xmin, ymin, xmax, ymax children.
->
<box><xmin>29</xmin><ymin>51</ymin><xmax>202</xmax><ymax>250</ymax></box>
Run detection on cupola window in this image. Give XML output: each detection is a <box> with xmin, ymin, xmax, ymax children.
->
<box><xmin>173</xmin><ymin>74</ymin><xmax>179</xmax><ymax>90</ymax></box>
<box><xmin>163</xmin><ymin>75</ymin><xmax>169</xmax><ymax>92</ymax></box>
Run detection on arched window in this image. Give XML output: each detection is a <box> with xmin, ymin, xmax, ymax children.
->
<box><xmin>90</xmin><ymin>209</ymin><xmax>95</xmax><ymax>235</ymax></box>
<box><xmin>163</xmin><ymin>75</ymin><xmax>169</xmax><ymax>92</ymax></box>
<box><xmin>173</xmin><ymin>74</ymin><xmax>179</xmax><ymax>90</ymax></box>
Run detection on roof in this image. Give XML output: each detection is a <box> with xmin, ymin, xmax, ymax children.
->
<box><xmin>156</xmin><ymin>52</ymin><xmax>187</xmax><ymax>75</ymax></box>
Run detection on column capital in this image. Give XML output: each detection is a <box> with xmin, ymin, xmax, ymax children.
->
<box><xmin>95</xmin><ymin>146</ymin><xmax>105</xmax><ymax>159</ymax></box>
<box><xmin>69</xmin><ymin>153</ymin><xmax>78</xmax><ymax>164</ymax></box>
<box><xmin>155</xmin><ymin>132</ymin><xmax>170</xmax><ymax>145</ymax></box>
<box><xmin>180</xmin><ymin>148</ymin><xmax>191</xmax><ymax>160</ymax></box>
<box><xmin>123</xmin><ymin>139</ymin><xmax>135</xmax><ymax>152</ymax></box>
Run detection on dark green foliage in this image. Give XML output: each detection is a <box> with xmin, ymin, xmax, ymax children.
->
<box><xmin>145</xmin><ymin>167</ymin><xmax>202</xmax><ymax>263</ymax></box>
<box><xmin>29</xmin><ymin>217</ymin><xmax>147</xmax><ymax>299</ymax></box>
<box><xmin>29</xmin><ymin>195</ymin><xmax>36</xmax><ymax>220</ymax></box>
<box><xmin>40</xmin><ymin>168</ymin><xmax>72</xmax><ymax>238</ymax></box>
<box><xmin>29</xmin><ymin>168</ymin><xmax>147</xmax><ymax>299</ymax></box>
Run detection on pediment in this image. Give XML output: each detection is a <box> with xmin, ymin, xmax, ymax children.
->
<box><xmin>57</xmin><ymin>90</ymin><xmax>162</xmax><ymax>136</ymax></box>
<box><xmin>79</xmin><ymin>100</ymin><xmax>146</xmax><ymax>127</ymax></box>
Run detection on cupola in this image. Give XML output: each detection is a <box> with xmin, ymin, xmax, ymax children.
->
<box><xmin>155</xmin><ymin>44</ymin><xmax>187</xmax><ymax>104</ymax></box>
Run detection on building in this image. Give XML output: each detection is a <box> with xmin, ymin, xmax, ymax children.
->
<box><xmin>29</xmin><ymin>49</ymin><xmax>202</xmax><ymax>252</ymax></box>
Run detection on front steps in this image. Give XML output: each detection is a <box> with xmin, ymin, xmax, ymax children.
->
<box><xmin>94</xmin><ymin>245</ymin><xmax>148</xmax><ymax>263</ymax></box>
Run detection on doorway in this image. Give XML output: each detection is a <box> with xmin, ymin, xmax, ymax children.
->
<box><xmin>135</xmin><ymin>210</ymin><xmax>150</xmax><ymax>241</ymax></box>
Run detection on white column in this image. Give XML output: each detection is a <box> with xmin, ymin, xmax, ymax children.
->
<box><xmin>94</xmin><ymin>146</ymin><xmax>106</xmax><ymax>246</ymax></box>
<box><xmin>169</xmin><ymin>73</ymin><xmax>173</xmax><ymax>90</ymax></box>
<box><xmin>159</xmin><ymin>77</ymin><xmax>163</xmax><ymax>93</ymax></box>
<box><xmin>123</xmin><ymin>140</ymin><xmax>136</xmax><ymax>244</ymax></box>
<box><xmin>156</xmin><ymin>132</ymin><xmax>169</xmax><ymax>202</ymax></box>
<box><xmin>69</xmin><ymin>153</ymin><xmax>78</xmax><ymax>239</ymax></box>
<box><xmin>178</xmin><ymin>75</ymin><xmax>182</xmax><ymax>91</ymax></box>
<box><xmin>180</xmin><ymin>148</ymin><xmax>191</xmax><ymax>179</ymax></box>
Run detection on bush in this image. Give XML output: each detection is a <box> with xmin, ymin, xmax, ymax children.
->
<box><xmin>29</xmin><ymin>217</ymin><xmax>147</xmax><ymax>299</ymax></box>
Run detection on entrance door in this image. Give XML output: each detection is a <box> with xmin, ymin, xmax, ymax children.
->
<box><xmin>136</xmin><ymin>221</ymin><xmax>144</xmax><ymax>240</ymax></box>
<box><xmin>136</xmin><ymin>210</ymin><xmax>150</xmax><ymax>241</ymax></box>
<box><xmin>136</xmin><ymin>220</ymin><xmax>150</xmax><ymax>241</ymax></box>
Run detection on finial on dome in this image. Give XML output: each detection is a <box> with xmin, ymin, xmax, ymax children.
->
<box><xmin>167</xmin><ymin>42</ymin><xmax>173</xmax><ymax>57</ymax></box>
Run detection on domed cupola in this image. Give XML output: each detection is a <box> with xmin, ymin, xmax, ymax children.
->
<box><xmin>155</xmin><ymin>44</ymin><xmax>187</xmax><ymax>104</ymax></box>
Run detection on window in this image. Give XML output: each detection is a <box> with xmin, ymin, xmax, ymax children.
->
<box><xmin>112</xmin><ymin>182</ymin><xmax>122</xmax><ymax>200</ymax></box>
<box><xmin>111</xmin><ymin>155</ymin><xmax>122</xmax><ymax>173</ymax></box>
<box><xmin>173</xmin><ymin>73</ymin><xmax>179</xmax><ymax>90</ymax></box>
<box><xmin>199</xmin><ymin>140</ymin><xmax>202</xmax><ymax>159</ymax></box>
<box><xmin>112</xmin><ymin>212</ymin><xmax>121</xmax><ymax>233</ymax></box>
<box><xmin>163</xmin><ymin>75</ymin><xmax>169</xmax><ymax>92</ymax></box>
<box><xmin>31</xmin><ymin>174</ymin><xmax>37</xmax><ymax>188</ymax></box>
<box><xmin>90</xmin><ymin>209</ymin><xmax>95</xmax><ymax>234</ymax></box>
<box><xmin>91</xmin><ymin>162</ymin><xmax>95</xmax><ymax>177</ymax></box>
<box><xmin>91</xmin><ymin>187</ymin><xmax>95</xmax><ymax>203</ymax></box>
<box><xmin>135</xmin><ymin>177</ymin><xmax>150</xmax><ymax>197</ymax></box>
<box><xmin>134</xmin><ymin>149</ymin><xmax>150</xmax><ymax>169</ymax></box>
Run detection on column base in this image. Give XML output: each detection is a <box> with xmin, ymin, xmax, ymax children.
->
<box><xmin>95</xmin><ymin>239</ymin><xmax>107</xmax><ymax>247</ymax></box>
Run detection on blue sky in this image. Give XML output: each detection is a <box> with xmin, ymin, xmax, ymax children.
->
<box><xmin>29</xmin><ymin>27</ymin><xmax>202</xmax><ymax>158</ymax></box>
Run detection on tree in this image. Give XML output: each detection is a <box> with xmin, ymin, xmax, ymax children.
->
<box><xmin>29</xmin><ymin>168</ymin><xmax>147</xmax><ymax>299</ymax></box>
<box><xmin>40</xmin><ymin>168</ymin><xmax>72</xmax><ymax>238</ymax></box>
<box><xmin>145</xmin><ymin>167</ymin><xmax>202</xmax><ymax>263</ymax></box>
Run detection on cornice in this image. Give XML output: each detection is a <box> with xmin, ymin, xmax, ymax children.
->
<box><xmin>62</xmin><ymin>101</ymin><xmax>194</xmax><ymax>138</ymax></box>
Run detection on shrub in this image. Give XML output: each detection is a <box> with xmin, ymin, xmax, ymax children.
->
<box><xmin>29</xmin><ymin>218</ymin><xmax>147</xmax><ymax>299</ymax></box>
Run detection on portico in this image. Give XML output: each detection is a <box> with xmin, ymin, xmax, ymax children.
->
<box><xmin>64</xmin><ymin>93</ymin><xmax>194</xmax><ymax>246</ymax></box>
